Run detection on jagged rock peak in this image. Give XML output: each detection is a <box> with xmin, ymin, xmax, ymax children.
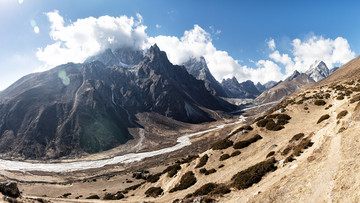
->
<box><xmin>285</xmin><ymin>70</ymin><xmax>301</xmax><ymax>81</ymax></box>
<box><xmin>145</xmin><ymin>44</ymin><xmax>168</xmax><ymax>61</ymax></box>
<box><xmin>305</xmin><ymin>60</ymin><xmax>330</xmax><ymax>82</ymax></box>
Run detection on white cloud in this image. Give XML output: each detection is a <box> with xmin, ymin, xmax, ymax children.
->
<box><xmin>269</xmin><ymin>50</ymin><xmax>294</xmax><ymax>75</ymax></box>
<box><xmin>155</xmin><ymin>24</ymin><xmax>161</xmax><ymax>29</ymax></box>
<box><xmin>36</xmin><ymin>10</ymin><xmax>148</xmax><ymax>69</ymax></box>
<box><xmin>291</xmin><ymin>36</ymin><xmax>355</xmax><ymax>73</ymax></box>
<box><xmin>37</xmin><ymin>11</ymin><xmax>356</xmax><ymax>85</ymax></box>
<box><xmin>267</xmin><ymin>39</ymin><xmax>276</xmax><ymax>51</ymax></box>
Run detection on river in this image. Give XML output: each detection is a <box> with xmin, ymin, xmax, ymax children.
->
<box><xmin>0</xmin><ymin>116</ymin><xmax>246</xmax><ymax>172</ymax></box>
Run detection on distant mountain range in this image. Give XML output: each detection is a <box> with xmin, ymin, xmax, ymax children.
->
<box><xmin>255</xmin><ymin>60</ymin><xmax>337</xmax><ymax>104</ymax></box>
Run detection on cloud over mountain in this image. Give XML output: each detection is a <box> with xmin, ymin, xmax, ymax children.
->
<box><xmin>36</xmin><ymin>10</ymin><xmax>148</xmax><ymax>69</ymax></box>
<box><xmin>36</xmin><ymin>11</ymin><xmax>355</xmax><ymax>84</ymax></box>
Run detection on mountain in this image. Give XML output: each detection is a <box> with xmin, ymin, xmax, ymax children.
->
<box><xmin>183</xmin><ymin>57</ymin><xmax>227</xmax><ymax>97</ymax></box>
<box><xmin>285</xmin><ymin>70</ymin><xmax>300</xmax><ymax>81</ymax></box>
<box><xmin>221</xmin><ymin>77</ymin><xmax>261</xmax><ymax>99</ymax></box>
<box><xmin>255</xmin><ymin>82</ymin><xmax>266</xmax><ymax>92</ymax></box>
<box><xmin>264</xmin><ymin>80</ymin><xmax>281</xmax><ymax>89</ymax></box>
<box><xmin>255</xmin><ymin>71</ymin><xmax>315</xmax><ymax>104</ymax></box>
<box><xmin>330</xmin><ymin>66</ymin><xmax>339</xmax><ymax>74</ymax></box>
<box><xmin>0</xmin><ymin>44</ymin><xmax>235</xmax><ymax>160</ymax></box>
<box><xmin>85</xmin><ymin>47</ymin><xmax>144</xmax><ymax>67</ymax></box>
<box><xmin>305</xmin><ymin>61</ymin><xmax>330</xmax><ymax>82</ymax></box>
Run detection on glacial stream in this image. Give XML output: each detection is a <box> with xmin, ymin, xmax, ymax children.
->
<box><xmin>0</xmin><ymin>116</ymin><xmax>246</xmax><ymax>172</ymax></box>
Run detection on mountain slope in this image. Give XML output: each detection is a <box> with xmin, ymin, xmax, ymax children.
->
<box><xmin>94</xmin><ymin>56</ymin><xmax>360</xmax><ymax>203</ymax></box>
<box><xmin>0</xmin><ymin>44</ymin><xmax>235</xmax><ymax>160</ymax></box>
<box><xmin>255</xmin><ymin>71</ymin><xmax>315</xmax><ymax>104</ymax></box>
<box><xmin>183</xmin><ymin>57</ymin><xmax>227</xmax><ymax>97</ymax></box>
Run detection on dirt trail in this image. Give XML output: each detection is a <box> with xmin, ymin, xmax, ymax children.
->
<box><xmin>310</xmin><ymin>132</ymin><xmax>341</xmax><ymax>202</ymax></box>
<box><xmin>309</xmin><ymin>102</ymin><xmax>344</xmax><ymax>202</ymax></box>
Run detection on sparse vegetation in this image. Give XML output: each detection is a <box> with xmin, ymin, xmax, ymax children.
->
<box><xmin>289</xmin><ymin>133</ymin><xmax>305</xmax><ymax>143</ymax></box>
<box><xmin>147</xmin><ymin>173</ymin><xmax>162</xmax><ymax>183</ymax></box>
<box><xmin>178</xmin><ymin>155</ymin><xmax>199</xmax><ymax>164</ymax></box>
<box><xmin>256</xmin><ymin>118</ymin><xmax>270</xmax><ymax>127</ymax></box>
<box><xmin>292</xmin><ymin>138</ymin><xmax>313</xmax><ymax>156</ymax></box>
<box><xmin>338</xmin><ymin>127</ymin><xmax>346</xmax><ymax>133</ymax></box>
<box><xmin>163</xmin><ymin>163</ymin><xmax>181</xmax><ymax>177</ymax></box>
<box><xmin>350</xmin><ymin>94</ymin><xmax>360</xmax><ymax>103</ymax></box>
<box><xmin>277</xmin><ymin>114</ymin><xmax>291</xmax><ymax>120</ymax></box>
<box><xmin>317</xmin><ymin>114</ymin><xmax>330</xmax><ymax>124</ymax></box>
<box><xmin>337</xmin><ymin>110</ymin><xmax>348</xmax><ymax>119</ymax></box>
<box><xmin>170</xmin><ymin>171</ymin><xmax>197</xmax><ymax>193</ymax></box>
<box><xmin>266</xmin><ymin>151</ymin><xmax>275</xmax><ymax>158</ymax></box>
<box><xmin>191</xmin><ymin>183</ymin><xmax>217</xmax><ymax>197</ymax></box>
<box><xmin>205</xmin><ymin>169</ymin><xmax>217</xmax><ymax>175</ymax></box>
<box><xmin>233</xmin><ymin>134</ymin><xmax>262</xmax><ymax>149</ymax></box>
<box><xmin>345</xmin><ymin>90</ymin><xmax>352</xmax><ymax>96</ymax></box>
<box><xmin>199</xmin><ymin>168</ymin><xmax>207</xmax><ymax>174</ymax></box>
<box><xmin>211</xmin><ymin>139</ymin><xmax>233</xmax><ymax>150</ymax></box>
<box><xmin>219</xmin><ymin>154</ymin><xmax>230</xmax><ymax>161</ymax></box>
<box><xmin>325</xmin><ymin>104</ymin><xmax>333</xmax><ymax>110</ymax></box>
<box><xmin>336</xmin><ymin>95</ymin><xmax>344</xmax><ymax>100</ymax></box>
<box><xmin>195</xmin><ymin>154</ymin><xmax>209</xmax><ymax>168</ymax></box>
<box><xmin>314</xmin><ymin>100</ymin><xmax>326</xmax><ymax>106</ymax></box>
<box><xmin>276</xmin><ymin>119</ymin><xmax>288</xmax><ymax>125</ymax></box>
<box><xmin>103</xmin><ymin>192</ymin><xmax>124</xmax><ymax>200</ymax></box>
<box><xmin>265</xmin><ymin>120</ymin><xmax>284</xmax><ymax>131</ymax></box>
<box><xmin>187</xmin><ymin>183</ymin><xmax>230</xmax><ymax>198</ymax></box>
<box><xmin>253</xmin><ymin>116</ymin><xmax>266</xmax><ymax>123</ymax></box>
<box><xmin>199</xmin><ymin>168</ymin><xmax>216</xmax><ymax>175</ymax></box>
<box><xmin>86</xmin><ymin>195</ymin><xmax>100</xmax><ymax>199</ymax></box>
<box><xmin>218</xmin><ymin>164</ymin><xmax>225</xmax><ymax>168</ymax></box>
<box><xmin>124</xmin><ymin>183</ymin><xmax>144</xmax><ymax>192</ymax></box>
<box><xmin>231</xmin><ymin>150</ymin><xmax>241</xmax><ymax>157</ymax></box>
<box><xmin>231</xmin><ymin>158</ymin><xmax>277</xmax><ymax>190</ymax></box>
<box><xmin>281</xmin><ymin>146</ymin><xmax>292</xmax><ymax>156</ymax></box>
<box><xmin>355</xmin><ymin>102</ymin><xmax>360</xmax><ymax>111</ymax></box>
<box><xmin>145</xmin><ymin>187</ymin><xmax>163</xmax><ymax>198</ymax></box>
<box><xmin>284</xmin><ymin>155</ymin><xmax>295</xmax><ymax>163</ymax></box>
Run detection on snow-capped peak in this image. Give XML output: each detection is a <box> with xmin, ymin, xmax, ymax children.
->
<box><xmin>305</xmin><ymin>61</ymin><xmax>330</xmax><ymax>82</ymax></box>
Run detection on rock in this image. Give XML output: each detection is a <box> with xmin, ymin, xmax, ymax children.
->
<box><xmin>279</xmin><ymin>108</ymin><xmax>286</xmax><ymax>113</ymax></box>
<box><xmin>0</xmin><ymin>182</ymin><xmax>20</xmax><ymax>198</ymax></box>
<box><xmin>193</xmin><ymin>196</ymin><xmax>204</xmax><ymax>203</ymax></box>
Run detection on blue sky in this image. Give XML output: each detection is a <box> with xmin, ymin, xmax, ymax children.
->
<box><xmin>0</xmin><ymin>0</ymin><xmax>359</xmax><ymax>90</ymax></box>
